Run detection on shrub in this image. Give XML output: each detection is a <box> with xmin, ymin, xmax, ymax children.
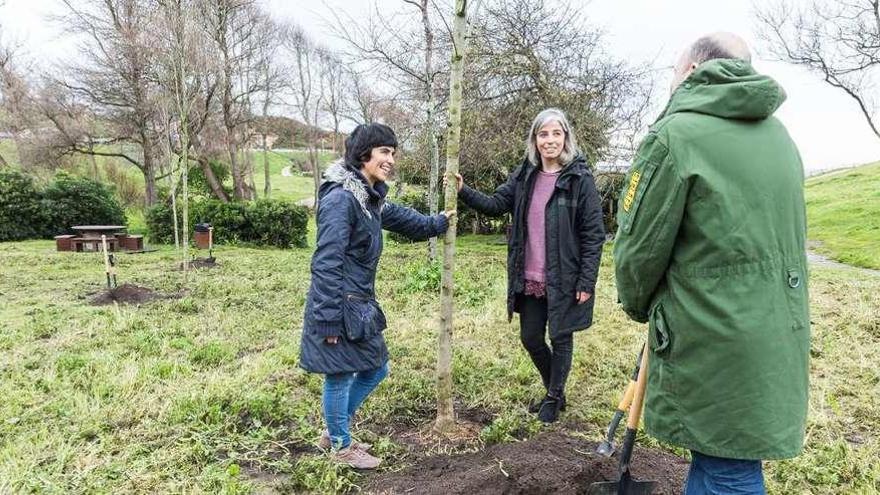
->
<box><xmin>194</xmin><ymin>201</ymin><xmax>250</xmax><ymax>244</ymax></box>
<box><xmin>144</xmin><ymin>202</ymin><xmax>176</xmax><ymax>244</ymax></box>
<box><xmin>0</xmin><ymin>170</ymin><xmax>126</xmax><ymax>241</ymax></box>
<box><xmin>0</xmin><ymin>169</ymin><xmax>47</xmax><ymax>241</ymax></box>
<box><xmin>248</xmin><ymin>199</ymin><xmax>308</xmax><ymax>249</ymax></box>
<box><xmin>42</xmin><ymin>173</ymin><xmax>126</xmax><ymax>236</ymax></box>
<box><xmin>146</xmin><ymin>198</ymin><xmax>309</xmax><ymax>249</ymax></box>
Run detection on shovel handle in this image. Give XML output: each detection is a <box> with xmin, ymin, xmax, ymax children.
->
<box><xmin>614</xmin><ymin>344</ymin><xmax>645</xmax><ymax>411</ymax></box>
<box><xmin>626</xmin><ymin>345</ymin><xmax>650</xmax><ymax>430</ymax></box>
<box><xmin>616</xmin><ymin>380</ymin><xmax>636</xmax><ymax>411</ymax></box>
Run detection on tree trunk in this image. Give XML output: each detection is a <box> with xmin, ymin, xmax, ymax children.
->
<box><xmin>227</xmin><ymin>134</ymin><xmax>246</xmax><ymax>200</ymax></box>
<box><xmin>142</xmin><ymin>137</ymin><xmax>158</xmax><ymax>207</ymax></box>
<box><xmin>332</xmin><ymin>117</ymin><xmax>340</xmax><ymax>154</ymax></box>
<box><xmin>436</xmin><ymin>0</ymin><xmax>471</xmax><ymax>434</ymax></box>
<box><xmin>263</xmin><ymin>133</ymin><xmax>271</xmax><ymax>197</ymax></box>
<box><xmin>87</xmin><ymin>140</ymin><xmax>100</xmax><ymax>180</ymax></box>
<box><xmin>244</xmin><ymin>138</ymin><xmax>256</xmax><ymax>199</ymax></box>
<box><xmin>181</xmin><ymin>127</ymin><xmax>190</xmax><ymax>281</ymax></box>
<box><xmin>196</xmin><ymin>156</ymin><xmax>231</xmax><ymax>203</ymax></box>
<box><xmin>422</xmin><ymin>0</ymin><xmax>440</xmax><ymax>261</ymax></box>
<box><xmin>311</xmin><ymin>143</ymin><xmax>321</xmax><ymax>210</ymax></box>
<box><xmin>0</xmin><ymin>152</ymin><xmax>7</xmax><ymax>167</ymax></box>
<box><xmin>170</xmin><ymin>167</ymin><xmax>181</xmax><ymax>250</ymax></box>
<box><xmin>427</xmin><ymin>123</ymin><xmax>440</xmax><ymax>259</ymax></box>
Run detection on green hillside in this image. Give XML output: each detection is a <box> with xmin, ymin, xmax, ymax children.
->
<box><xmin>806</xmin><ymin>162</ymin><xmax>880</xmax><ymax>270</ymax></box>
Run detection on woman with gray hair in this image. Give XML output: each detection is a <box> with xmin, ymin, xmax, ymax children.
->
<box><xmin>447</xmin><ymin>108</ymin><xmax>605</xmax><ymax>422</ymax></box>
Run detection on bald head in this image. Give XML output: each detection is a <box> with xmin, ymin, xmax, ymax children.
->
<box><xmin>671</xmin><ymin>32</ymin><xmax>752</xmax><ymax>91</ymax></box>
<box><xmin>688</xmin><ymin>32</ymin><xmax>751</xmax><ymax>65</ymax></box>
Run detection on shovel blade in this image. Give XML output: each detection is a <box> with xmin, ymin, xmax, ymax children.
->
<box><xmin>596</xmin><ymin>440</ymin><xmax>616</xmax><ymax>457</ymax></box>
<box><xmin>588</xmin><ymin>475</ymin><xmax>656</xmax><ymax>495</ymax></box>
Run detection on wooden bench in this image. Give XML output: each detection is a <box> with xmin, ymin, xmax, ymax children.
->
<box><xmin>121</xmin><ymin>235</ymin><xmax>143</xmax><ymax>251</ymax></box>
<box><xmin>71</xmin><ymin>237</ymin><xmax>118</xmax><ymax>252</ymax></box>
<box><xmin>54</xmin><ymin>234</ymin><xmax>77</xmax><ymax>252</ymax></box>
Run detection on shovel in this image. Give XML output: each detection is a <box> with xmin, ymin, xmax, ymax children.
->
<box><xmin>588</xmin><ymin>348</ymin><xmax>656</xmax><ymax>495</ymax></box>
<box><xmin>596</xmin><ymin>344</ymin><xmax>645</xmax><ymax>457</ymax></box>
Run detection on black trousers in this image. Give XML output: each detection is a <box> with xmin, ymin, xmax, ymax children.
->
<box><xmin>518</xmin><ymin>293</ymin><xmax>573</xmax><ymax>397</ymax></box>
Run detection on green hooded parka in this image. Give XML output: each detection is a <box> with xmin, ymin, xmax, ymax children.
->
<box><xmin>613</xmin><ymin>59</ymin><xmax>810</xmax><ymax>460</ymax></box>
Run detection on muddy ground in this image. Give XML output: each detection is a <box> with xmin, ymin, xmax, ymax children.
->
<box><xmin>363</xmin><ymin>430</ymin><xmax>687</xmax><ymax>494</ymax></box>
<box><xmin>89</xmin><ymin>283</ymin><xmax>164</xmax><ymax>305</ymax></box>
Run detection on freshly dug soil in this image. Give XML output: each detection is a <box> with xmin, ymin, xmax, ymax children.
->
<box><xmin>364</xmin><ymin>431</ymin><xmax>687</xmax><ymax>495</ymax></box>
<box><xmin>90</xmin><ymin>283</ymin><xmax>162</xmax><ymax>305</ymax></box>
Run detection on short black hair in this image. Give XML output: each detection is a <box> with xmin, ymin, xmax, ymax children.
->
<box><xmin>343</xmin><ymin>123</ymin><xmax>398</xmax><ymax>167</ymax></box>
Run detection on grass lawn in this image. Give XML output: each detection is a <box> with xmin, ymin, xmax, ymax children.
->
<box><xmin>1</xmin><ymin>234</ymin><xmax>879</xmax><ymax>493</ymax></box>
<box><xmin>248</xmin><ymin>149</ymin><xmax>336</xmax><ymax>203</ymax></box>
<box><xmin>806</xmin><ymin>162</ymin><xmax>880</xmax><ymax>270</ymax></box>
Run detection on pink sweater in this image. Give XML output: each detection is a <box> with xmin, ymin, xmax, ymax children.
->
<box><xmin>523</xmin><ymin>169</ymin><xmax>559</xmax><ymax>283</ymax></box>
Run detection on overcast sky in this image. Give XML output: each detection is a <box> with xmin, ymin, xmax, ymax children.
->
<box><xmin>4</xmin><ymin>0</ymin><xmax>879</xmax><ymax>174</ymax></box>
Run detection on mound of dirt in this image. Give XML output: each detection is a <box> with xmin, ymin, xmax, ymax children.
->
<box><xmin>90</xmin><ymin>283</ymin><xmax>162</xmax><ymax>306</ymax></box>
<box><xmin>364</xmin><ymin>431</ymin><xmax>687</xmax><ymax>495</ymax></box>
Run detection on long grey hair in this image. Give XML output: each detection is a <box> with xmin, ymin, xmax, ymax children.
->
<box><xmin>525</xmin><ymin>108</ymin><xmax>579</xmax><ymax>167</ymax></box>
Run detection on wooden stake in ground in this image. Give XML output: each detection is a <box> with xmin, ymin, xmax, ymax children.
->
<box><xmin>208</xmin><ymin>226</ymin><xmax>215</xmax><ymax>262</ymax></box>
<box><xmin>100</xmin><ymin>235</ymin><xmax>117</xmax><ymax>290</ymax></box>
<box><xmin>436</xmin><ymin>0</ymin><xmax>479</xmax><ymax>434</ymax></box>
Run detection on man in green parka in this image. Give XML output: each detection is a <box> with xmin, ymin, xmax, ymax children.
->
<box><xmin>613</xmin><ymin>32</ymin><xmax>810</xmax><ymax>494</ymax></box>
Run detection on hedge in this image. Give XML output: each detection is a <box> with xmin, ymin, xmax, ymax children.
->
<box><xmin>146</xmin><ymin>198</ymin><xmax>309</xmax><ymax>249</ymax></box>
<box><xmin>0</xmin><ymin>170</ymin><xmax>125</xmax><ymax>242</ymax></box>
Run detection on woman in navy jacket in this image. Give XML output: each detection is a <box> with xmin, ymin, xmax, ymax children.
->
<box><xmin>299</xmin><ymin>123</ymin><xmax>451</xmax><ymax>469</ymax></box>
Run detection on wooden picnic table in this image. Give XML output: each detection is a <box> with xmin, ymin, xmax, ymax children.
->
<box><xmin>71</xmin><ymin>225</ymin><xmax>127</xmax><ymax>237</ymax></box>
<box><xmin>69</xmin><ymin>225</ymin><xmax>127</xmax><ymax>252</ymax></box>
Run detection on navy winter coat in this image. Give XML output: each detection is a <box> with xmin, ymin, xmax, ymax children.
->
<box><xmin>299</xmin><ymin>161</ymin><xmax>449</xmax><ymax>374</ymax></box>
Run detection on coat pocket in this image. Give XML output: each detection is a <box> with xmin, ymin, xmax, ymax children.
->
<box><xmin>648</xmin><ymin>303</ymin><xmax>671</xmax><ymax>356</ymax></box>
<box><xmin>342</xmin><ymin>294</ymin><xmax>387</xmax><ymax>343</ymax></box>
<box><xmin>784</xmin><ymin>266</ymin><xmax>808</xmax><ymax>331</ymax></box>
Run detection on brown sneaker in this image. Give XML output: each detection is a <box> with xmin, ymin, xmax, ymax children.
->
<box><xmin>318</xmin><ymin>430</ymin><xmax>372</xmax><ymax>452</ymax></box>
<box><xmin>331</xmin><ymin>446</ymin><xmax>382</xmax><ymax>469</ymax></box>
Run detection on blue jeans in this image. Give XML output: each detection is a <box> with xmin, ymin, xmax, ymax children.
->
<box><xmin>685</xmin><ymin>451</ymin><xmax>766</xmax><ymax>495</ymax></box>
<box><xmin>322</xmin><ymin>362</ymin><xmax>389</xmax><ymax>449</ymax></box>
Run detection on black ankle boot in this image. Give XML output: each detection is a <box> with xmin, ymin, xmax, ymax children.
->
<box><xmin>537</xmin><ymin>394</ymin><xmax>563</xmax><ymax>423</ymax></box>
<box><xmin>529</xmin><ymin>394</ymin><xmax>566</xmax><ymax>413</ymax></box>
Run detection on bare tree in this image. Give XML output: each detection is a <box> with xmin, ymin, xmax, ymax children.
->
<box><xmin>343</xmin><ymin>68</ymin><xmax>384</xmax><ymax>124</ymax></box>
<box><xmin>756</xmin><ymin>0</ymin><xmax>880</xmax><ymax>140</ymax></box>
<box><xmin>456</xmin><ymin>0</ymin><xmax>653</xmax><ymax>191</ymax></box>
<box><xmin>319</xmin><ymin>51</ymin><xmax>346</xmax><ymax>155</ymax></box>
<box><xmin>199</xmin><ymin>0</ymin><xmax>268</xmax><ymax>200</ymax></box>
<box><xmin>282</xmin><ymin>24</ymin><xmax>325</xmax><ymax>208</ymax></box>
<box><xmin>436</xmin><ymin>0</ymin><xmax>482</xmax><ymax>435</ymax></box>
<box><xmin>330</xmin><ymin>1</ymin><xmax>451</xmax><ymax>259</ymax></box>
<box><xmin>155</xmin><ymin>0</ymin><xmax>213</xmax><ymax>278</ymax></box>
<box><xmin>0</xmin><ymin>38</ymin><xmax>30</xmax><ymax>168</ymax></box>
<box><xmin>54</xmin><ymin>0</ymin><xmax>164</xmax><ymax>206</ymax></box>
<box><xmin>255</xmin><ymin>18</ymin><xmax>283</xmax><ymax>198</ymax></box>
